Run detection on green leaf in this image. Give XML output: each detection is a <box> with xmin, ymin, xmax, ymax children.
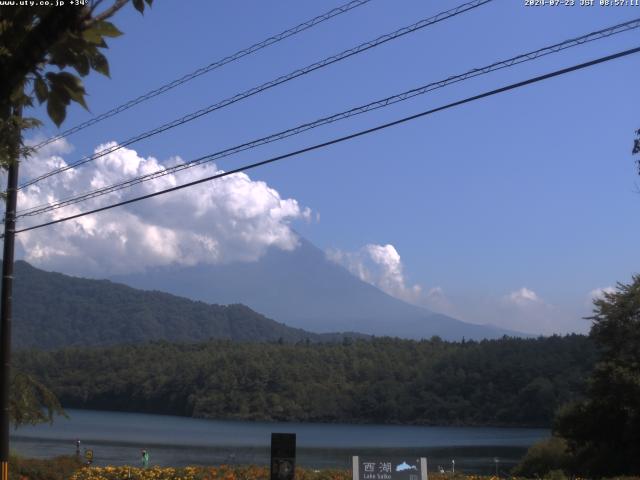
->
<box><xmin>49</xmin><ymin>82</ymin><xmax>71</xmax><ymax>105</ymax></box>
<box><xmin>90</xmin><ymin>52</ymin><xmax>110</xmax><ymax>77</ymax></box>
<box><xmin>46</xmin><ymin>94</ymin><xmax>66</xmax><ymax>127</ymax></box>
<box><xmin>64</xmin><ymin>84</ymin><xmax>88</xmax><ymax>110</ymax></box>
<box><xmin>48</xmin><ymin>44</ymin><xmax>75</xmax><ymax>68</ymax></box>
<box><xmin>73</xmin><ymin>54</ymin><xmax>90</xmax><ymax>77</ymax></box>
<box><xmin>92</xmin><ymin>20</ymin><xmax>122</xmax><ymax>38</ymax></box>
<box><xmin>133</xmin><ymin>0</ymin><xmax>144</xmax><ymax>13</ymax></box>
<box><xmin>49</xmin><ymin>72</ymin><xmax>88</xmax><ymax>110</ymax></box>
<box><xmin>34</xmin><ymin>76</ymin><xmax>48</xmax><ymax>104</ymax></box>
<box><xmin>48</xmin><ymin>71</ymin><xmax>78</xmax><ymax>89</ymax></box>
<box><xmin>82</xmin><ymin>28</ymin><xmax>104</xmax><ymax>45</ymax></box>
<box><xmin>144</xmin><ymin>0</ymin><xmax>153</xmax><ymax>5</ymax></box>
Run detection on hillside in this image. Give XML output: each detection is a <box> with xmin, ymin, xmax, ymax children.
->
<box><xmin>12</xmin><ymin>261</ymin><xmax>359</xmax><ymax>349</ymax></box>
<box><xmin>17</xmin><ymin>335</ymin><xmax>595</xmax><ymax>426</ymax></box>
<box><xmin>114</xmin><ymin>237</ymin><xmax>521</xmax><ymax>340</ymax></box>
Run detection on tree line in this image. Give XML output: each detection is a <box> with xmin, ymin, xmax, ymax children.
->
<box><xmin>17</xmin><ymin>334</ymin><xmax>594</xmax><ymax>427</ymax></box>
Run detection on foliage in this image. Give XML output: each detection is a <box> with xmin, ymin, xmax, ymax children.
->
<box><xmin>17</xmin><ymin>334</ymin><xmax>595</xmax><ymax>427</ymax></box>
<box><xmin>9</xmin><ymin>455</ymin><xmax>83</xmax><ymax>480</ymax></box>
<box><xmin>543</xmin><ymin>470</ymin><xmax>567</xmax><ymax>480</ymax></box>
<box><xmin>11</xmin><ymin>460</ymin><xmax>640</xmax><ymax>480</ymax></box>
<box><xmin>512</xmin><ymin>437</ymin><xmax>572</xmax><ymax>478</ymax></box>
<box><xmin>69</xmin><ymin>465</ymin><xmax>356</xmax><ymax>480</ymax></box>
<box><xmin>554</xmin><ymin>275</ymin><xmax>640</xmax><ymax>476</ymax></box>
<box><xmin>0</xmin><ymin>0</ymin><xmax>152</xmax><ymax>168</ymax></box>
<box><xmin>9</xmin><ymin>371</ymin><xmax>65</xmax><ymax>427</ymax></box>
<box><xmin>0</xmin><ymin>0</ymin><xmax>151</xmax><ymax>433</ymax></box>
<box><xmin>12</xmin><ymin>261</ymin><xmax>357</xmax><ymax>349</ymax></box>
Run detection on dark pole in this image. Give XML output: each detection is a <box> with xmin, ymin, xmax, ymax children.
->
<box><xmin>0</xmin><ymin>107</ymin><xmax>21</xmax><ymax>480</ymax></box>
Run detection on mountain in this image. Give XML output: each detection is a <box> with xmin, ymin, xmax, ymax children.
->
<box><xmin>12</xmin><ymin>261</ymin><xmax>360</xmax><ymax>350</ymax></box>
<box><xmin>114</xmin><ymin>237</ymin><xmax>520</xmax><ymax>340</ymax></box>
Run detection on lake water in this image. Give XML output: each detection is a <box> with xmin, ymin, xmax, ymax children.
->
<box><xmin>11</xmin><ymin>409</ymin><xmax>549</xmax><ymax>474</ymax></box>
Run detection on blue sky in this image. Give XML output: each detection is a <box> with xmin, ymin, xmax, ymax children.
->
<box><xmin>18</xmin><ymin>0</ymin><xmax>640</xmax><ymax>334</ymax></box>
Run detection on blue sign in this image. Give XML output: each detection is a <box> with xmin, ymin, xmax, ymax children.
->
<box><xmin>353</xmin><ymin>457</ymin><xmax>427</xmax><ymax>480</ymax></box>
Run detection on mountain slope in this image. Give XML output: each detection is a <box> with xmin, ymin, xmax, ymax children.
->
<box><xmin>12</xmin><ymin>261</ymin><xmax>355</xmax><ymax>350</ymax></box>
<box><xmin>114</xmin><ymin>237</ymin><xmax>519</xmax><ymax>340</ymax></box>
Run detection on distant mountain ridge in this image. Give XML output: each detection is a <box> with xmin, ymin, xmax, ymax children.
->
<box><xmin>12</xmin><ymin>261</ymin><xmax>362</xmax><ymax>350</ymax></box>
<box><xmin>114</xmin><ymin>237</ymin><xmax>521</xmax><ymax>340</ymax></box>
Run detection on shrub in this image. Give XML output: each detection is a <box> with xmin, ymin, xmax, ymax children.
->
<box><xmin>544</xmin><ymin>469</ymin><xmax>567</xmax><ymax>480</ymax></box>
<box><xmin>512</xmin><ymin>437</ymin><xmax>571</xmax><ymax>478</ymax></box>
<box><xmin>9</xmin><ymin>455</ymin><xmax>83</xmax><ymax>480</ymax></box>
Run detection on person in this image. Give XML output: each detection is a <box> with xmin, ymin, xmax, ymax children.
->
<box><xmin>141</xmin><ymin>449</ymin><xmax>149</xmax><ymax>467</ymax></box>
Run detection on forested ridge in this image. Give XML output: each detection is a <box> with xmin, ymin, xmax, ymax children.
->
<box><xmin>17</xmin><ymin>335</ymin><xmax>595</xmax><ymax>427</ymax></box>
<box><xmin>12</xmin><ymin>260</ymin><xmax>362</xmax><ymax>348</ymax></box>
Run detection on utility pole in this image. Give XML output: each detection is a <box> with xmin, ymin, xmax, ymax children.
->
<box><xmin>0</xmin><ymin>106</ymin><xmax>21</xmax><ymax>480</ymax></box>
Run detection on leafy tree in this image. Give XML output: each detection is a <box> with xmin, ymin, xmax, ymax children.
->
<box><xmin>0</xmin><ymin>0</ymin><xmax>153</xmax><ymax>168</ymax></box>
<box><xmin>9</xmin><ymin>372</ymin><xmax>65</xmax><ymax>427</ymax></box>
<box><xmin>554</xmin><ymin>276</ymin><xmax>640</xmax><ymax>476</ymax></box>
<box><xmin>0</xmin><ymin>0</ymin><xmax>153</xmax><ymax>426</ymax></box>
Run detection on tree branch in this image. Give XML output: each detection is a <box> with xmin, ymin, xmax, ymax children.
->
<box><xmin>90</xmin><ymin>0</ymin><xmax>107</xmax><ymax>14</ymax></box>
<box><xmin>83</xmin><ymin>0</ymin><xmax>129</xmax><ymax>29</ymax></box>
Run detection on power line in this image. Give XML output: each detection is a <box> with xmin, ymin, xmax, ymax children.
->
<box><xmin>19</xmin><ymin>0</ymin><xmax>493</xmax><ymax>190</ymax></box>
<box><xmin>10</xmin><ymin>45</ymin><xmax>640</xmax><ymax>237</ymax></box>
<box><xmin>16</xmin><ymin>17</ymin><xmax>640</xmax><ymax>219</ymax></box>
<box><xmin>31</xmin><ymin>0</ymin><xmax>374</xmax><ymax>151</ymax></box>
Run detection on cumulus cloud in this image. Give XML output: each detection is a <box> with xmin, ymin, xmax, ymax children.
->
<box><xmin>493</xmin><ymin>287</ymin><xmax>586</xmax><ymax>334</ymax></box>
<box><xmin>504</xmin><ymin>287</ymin><xmax>542</xmax><ymax>306</ymax></box>
<box><xmin>327</xmin><ymin>243</ymin><xmax>422</xmax><ymax>303</ymax></box>
<box><xmin>326</xmin><ymin>241</ymin><xmax>592</xmax><ymax>335</ymax></box>
<box><xmin>9</xmin><ymin>139</ymin><xmax>311</xmax><ymax>276</ymax></box>
<box><xmin>327</xmin><ymin>240</ymin><xmax>598</xmax><ymax>334</ymax></box>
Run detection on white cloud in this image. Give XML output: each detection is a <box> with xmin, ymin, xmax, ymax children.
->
<box><xmin>505</xmin><ymin>287</ymin><xmax>542</xmax><ymax>306</ymax></box>
<box><xmin>327</xmin><ymin>242</ymin><xmax>590</xmax><ymax>335</ymax></box>
<box><xmin>9</xmin><ymin>139</ymin><xmax>311</xmax><ymax>276</ymax></box>
<box><xmin>492</xmin><ymin>287</ymin><xmax>588</xmax><ymax>335</ymax></box>
<box><xmin>326</xmin><ymin>244</ymin><xmax>458</xmax><ymax>316</ymax></box>
<box><xmin>327</xmin><ymin>243</ymin><xmax>422</xmax><ymax>303</ymax></box>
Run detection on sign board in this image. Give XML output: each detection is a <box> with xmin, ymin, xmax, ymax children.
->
<box><xmin>84</xmin><ymin>449</ymin><xmax>93</xmax><ymax>463</ymax></box>
<box><xmin>352</xmin><ymin>457</ymin><xmax>427</xmax><ymax>480</ymax></box>
<box><xmin>270</xmin><ymin>433</ymin><xmax>296</xmax><ymax>480</ymax></box>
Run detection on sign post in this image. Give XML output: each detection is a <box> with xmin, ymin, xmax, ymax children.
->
<box><xmin>270</xmin><ymin>433</ymin><xmax>296</xmax><ymax>480</ymax></box>
<box><xmin>352</xmin><ymin>457</ymin><xmax>428</xmax><ymax>480</ymax></box>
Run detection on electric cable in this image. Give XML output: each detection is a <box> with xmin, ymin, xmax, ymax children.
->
<box><xmin>31</xmin><ymin>0</ymin><xmax>374</xmax><ymax>150</ymax></box>
<box><xmin>10</xmin><ymin>45</ymin><xmax>640</xmax><ymax>236</ymax></box>
<box><xmin>18</xmin><ymin>0</ymin><xmax>493</xmax><ymax>190</ymax></box>
<box><xmin>16</xmin><ymin>17</ymin><xmax>640</xmax><ymax>219</ymax></box>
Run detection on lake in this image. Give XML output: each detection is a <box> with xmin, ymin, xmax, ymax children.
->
<box><xmin>11</xmin><ymin>409</ymin><xmax>549</xmax><ymax>474</ymax></box>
